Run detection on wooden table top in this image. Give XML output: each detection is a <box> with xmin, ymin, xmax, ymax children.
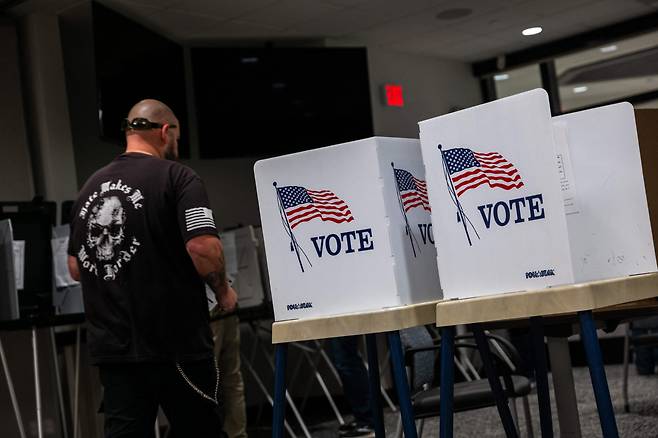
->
<box><xmin>435</xmin><ymin>273</ymin><xmax>658</xmax><ymax>327</ymax></box>
<box><xmin>271</xmin><ymin>300</ymin><xmax>440</xmax><ymax>344</ymax></box>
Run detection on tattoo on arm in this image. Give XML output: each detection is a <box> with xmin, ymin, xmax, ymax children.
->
<box><xmin>205</xmin><ymin>271</ymin><xmax>227</xmax><ymax>296</ymax></box>
<box><xmin>204</xmin><ymin>251</ymin><xmax>227</xmax><ymax>295</ymax></box>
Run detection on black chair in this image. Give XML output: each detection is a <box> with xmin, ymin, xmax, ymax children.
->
<box><xmin>398</xmin><ymin>327</ymin><xmax>534</xmax><ymax>437</ymax></box>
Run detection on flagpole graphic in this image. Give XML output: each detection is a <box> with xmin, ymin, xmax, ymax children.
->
<box><xmin>274</xmin><ymin>183</ymin><xmax>354</xmax><ymax>272</ymax></box>
<box><xmin>391</xmin><ymin>162</ymin><xmax>420</xmax><ymax>257</ymax></box>
<box><xmin>438</xmin><ymin>145</ymin><xmax>480</xmax><ymax>246</ymax></box>
<box><xmin>273</xmin><ymin>182</ymin><xmax>311</xmax><ymax>272</ymax></box>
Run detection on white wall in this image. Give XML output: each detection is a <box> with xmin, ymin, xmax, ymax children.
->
<box><xmin>19</xmin><ymin>13</ymin><xmax>78</xmax><ymax>213</ymax></box>
<box><xmin>182</xmin><ymin>157</ymin><xmax>261</xmax><ymax>229</ymax></box>
<box><xmin>366</xmin><ymin>47</ymin><xmax>482</xmax><ymax>138</ymax></box>
<box><xmin>0</xmin><ymin>23</ymin><xmax>34</xmax><ymax>201</ymax></box>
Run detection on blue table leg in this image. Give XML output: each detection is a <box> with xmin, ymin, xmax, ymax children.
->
<box><xmin>472</xmin><ymin>324</ymin><xmax>519</xmax><ymax>438</ymax></box>
<box><xmin>273</xmin><ymin>343</ymin><xmax>288</xmax><ymax>438</ymax></box>
<box><xmin>578</xmin><ymin>310</ymin><xmax>619</xmax><ymax>438</ymax></box>
<box><xmin>366</xmin><ymin>334</ymin><xmax>386</xmax><ymax>438</ymax></box>
<box><xmin>439</xmin><ymin>326</ymin><xmax>455</xmax><ymax>438</ymax></box>
<box><xmin>530</xmin><ymin>316</ymin><xmax>554</xmax><ymax>437</ymax></box>
<box><xmin>387</xmin><ymin>331</ymin><xmax>418</xmax><ymax>438</ymax></box>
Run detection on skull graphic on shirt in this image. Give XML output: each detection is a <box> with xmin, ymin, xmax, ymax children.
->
<box><xmin>86</xmin><ymin>196</ymin><xmax>126</xmax><ymax>261</ymax></box>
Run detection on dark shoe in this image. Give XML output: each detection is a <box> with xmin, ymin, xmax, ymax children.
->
<box><xmin>339</xmin><ymin>421</ymin><xmax>375</xmax><ymax>437</ymax></box>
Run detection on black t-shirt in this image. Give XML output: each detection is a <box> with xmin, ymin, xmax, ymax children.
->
<box><xmin>68</xmin><ymin>153</ymin><xmax>218</xmax><ymax>364</ymax></box>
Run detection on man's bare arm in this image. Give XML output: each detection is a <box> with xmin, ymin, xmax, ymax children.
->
<box><xmin>68</xmin><ymin>255</ymin><xmax>81</xmax><ymax>281</ymax></box>
<box><xmin>185</xmin><ymin>234</ymin><xmax>237</xmax><ymax>311</ymax></box>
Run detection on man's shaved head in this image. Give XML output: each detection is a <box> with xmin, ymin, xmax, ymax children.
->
<box><xmin>125</xmin><ymin>99</ymin><xmax>181</xmax><ymax>161</ymax></box>
<box><xmin>127</xmin><ymin>99</ymin><xmax>177</xmax><ymax>124</ymax></box>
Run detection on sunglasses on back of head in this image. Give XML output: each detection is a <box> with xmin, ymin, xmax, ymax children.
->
<box><xmin>122</xmin><ymin>118</ymin><xmax>178</xmax><ymax>132</ymax></box>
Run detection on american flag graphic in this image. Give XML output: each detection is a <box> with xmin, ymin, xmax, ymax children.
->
<box><xmin>277</xmin><ymin>186</ymin><xmax>354</xmax><ymax>229</ymax></box>
<box><xmin>443</xmin><ymin>148</ymin><xmax>524</xmax><ymax>197</ymax></box>
<box><xmin>394</xmin><ymin>168</ymin><xmax>431</xmax><ymax>212</ymax></box>
<box><xmin>184</xmin><ymin>207</ymin><xmax>216</xmax><ymax>232</ymax></box>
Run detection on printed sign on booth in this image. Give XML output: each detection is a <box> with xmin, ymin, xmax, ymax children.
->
<box><xmin>255</xmin><ymin>137</ymin><xmax>441</xmax><ymax>321</ymax></box>
<box><xmin>419</xmin><ymin>89</ymin><xmax>574</xmax><ymax>299</ymax></box>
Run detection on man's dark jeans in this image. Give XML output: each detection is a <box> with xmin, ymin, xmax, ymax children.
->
<box><xmin>99</xmin><ymin>359</ymin><xmax>226</xmax><ymax>438</ymax></box>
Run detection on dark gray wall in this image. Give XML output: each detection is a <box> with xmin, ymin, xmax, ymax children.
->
<box><xmin>0</xmin><ymin>22</ymin><xmax>34</xmax><ymax>201</ymax></box>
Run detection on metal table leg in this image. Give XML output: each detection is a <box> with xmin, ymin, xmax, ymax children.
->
<box><xmin>272</xmin><ymin>343</ymin><xmax>289</xmax><ymax>438</ymax></box>
<box><xmin>547</xmin><ymin>336</ymin><xmax>582</xmax><ymax>437</ymax></box>
<box><xmin>472</xmin><ymin>324</ymin><xmax>518</xmax><ymax>438</ymax></box>
<box><xmin>530</xmin><ymin>317</ymin><xmax>553</xmax><ymax>437</ymax></box>
<box><xmin>32</xmin><ymin>327</ymin><xmax>44</xmax><ymax>438</ymax></box>
<box><xmin>241</xmin><ymin>352</ymin><xmax>295</xmax><ymax>437</ymax></box>
<box><xmin>388</xmin><ymin>331</ymin><xmax>417</xmax><ymax>438</ymax></box>
<box><xmin>366</xmin><ymin>334</ymin><xmax>385</xmax><ymax>438</ymax></box>
<box><xmin>439</xmin><ymin>326</ymin><xmax>455</xmax><ymax>438</ymax></box>
<box><xmin>50</xmin><ymin>327</ymin><xmax>70</xmax><ymax>438</ymax></box>
<box><xmin>0</xmin><ymin>333</ymin><xmax>27</xmax><ymax>438</ymax></box>
<box><xmin>73</xmin><ymin>326</ymin><xmax>81</xmax><ymax>438</ymax></box>
<box><xmin>578</xmin><ymin>311</ymin><xmax>619</xmax><ymax>438</ymax></box>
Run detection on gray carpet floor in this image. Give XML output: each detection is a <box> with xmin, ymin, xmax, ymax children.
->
<box><xmin>309</xmin><ymin>364</ymin><xmax>658</xmax><ymax>437</ymax></box>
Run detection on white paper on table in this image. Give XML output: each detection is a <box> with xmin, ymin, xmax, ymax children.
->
<box><xmin>206</xmin><ymin>284</ymin><xmax>218</xmax><ymax>311</ymax></box>
<box><xmin>553</xmin><ymin>121</ymin><xmax>580</xmax><ymax>215</ymax></box>
<box><xmin>12</xmin><ymin>240</ymin><xmax>24</xmax><ymax>290</ymax></box>
<box><xmin>218</xmin><ymin>232</ymin><xmax>239</xmax><ymax>277</ymax></box>
<box><xmin>51</xmin><ymin>235</ymin><xmax>79</xmax><ymax>288</ymax></box>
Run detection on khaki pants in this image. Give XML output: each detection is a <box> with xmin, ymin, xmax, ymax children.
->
<box><xmin>211</xmin><ymin>315</ymin><xmax>247</xmax><ymax>438</ymax></box>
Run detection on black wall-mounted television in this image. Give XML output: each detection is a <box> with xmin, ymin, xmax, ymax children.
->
<box><xmin>93</xmin><ymin>3</ymin><xmax>189</xmax><ymax>157</ymax></box>
<box><xmin>191</xmin><ymin>47</ymin><xmax>374</xmax><ymax>158</ymax></box>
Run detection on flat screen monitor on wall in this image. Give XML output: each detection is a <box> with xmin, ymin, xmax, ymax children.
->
<box><xmin>191</xmin><ymin>47</ymin><xmax>374</xmax><ymax>158</ymax></box>
<box><xmin>92</xmin><ymin>3</ymin><xmax>189</xmax><ymax>157</ymax></box>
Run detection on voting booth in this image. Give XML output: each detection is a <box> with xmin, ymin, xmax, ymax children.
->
<box><xmin>0</xmin><ymin>219</ymin><xmax>19</xmax><ymax>320</ymax></box>
<box><xmin>255</xmin><ymin>137</ymin><xmax>441</xmax><ymax>321</ymax></box>
<box><xmin>51</xmin><ymin>224</ymin><xmax>84</xmax><ymax>315</ymax></box>
<box><xmin>553</xmin><ymin>102</ymin><xmax>657</xmax><ymax>283</ymax></box>
<box><xmin>419</xmin><ymin>89</ymin><xmax>574</xmax><ymax>299</ymax></box>
<box><xmin>220</xmin><ymin>226</ymin><xmax>268</xmax><ymax>310</ymax></box>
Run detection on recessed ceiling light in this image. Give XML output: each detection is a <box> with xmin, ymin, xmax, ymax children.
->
<box><xmin>600</xmin><ymin>44</ymin><xmax>618</xmax><ymax>53</ymax></box>
<box><xmin>494</xmin><ymin>74</ymin><xmax>510</xmax><ymax>81</ymax></box>
<box><xmin>522</xmin><ymin>27</ymin><xmax>543</xmax><ymax>36</ymax></box>
<box><xmin>436</xmin><ymin>8</ymin><xmax>473</xmax><ymax>20</ymax></box>
<box><xmin>573</xmin><ymin>86</ymin><xmax>588</xmax><ymax>93</ymax></box>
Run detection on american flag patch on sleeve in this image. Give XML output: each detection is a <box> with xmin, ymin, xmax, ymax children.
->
<box><xmin>185</xmin><ymin>207</ymin><xmax>216</xmax><ymax>232</ymax></box>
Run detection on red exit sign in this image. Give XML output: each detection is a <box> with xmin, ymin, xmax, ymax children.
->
<box><xmin>384</xmin><ymin>84</ymin><xmax>404</xmax><ymax>107</ymax></box>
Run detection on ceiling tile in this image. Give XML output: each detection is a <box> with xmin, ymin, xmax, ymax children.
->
<box><xmin>167</xmin><ymin>0</ymin><xmax>278</xmax><ymax>20</ymax></box>
<box><xmin>241</xmin><ymin>0</ymin><xmax>344</xmax><ymax>29</ymax></box>
<box><xmin>50</xmin><ymin>0</ymin><xmax>658</xmax><ymax>62</ymax></box>
<box><xmin>186</xmin><ymin>19</ymin><xmax>285</xmax><ymax>40</ymax></box>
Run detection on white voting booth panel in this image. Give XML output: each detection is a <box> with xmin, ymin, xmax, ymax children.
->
<box><xmin>220</xmin><ymin>226</ymin><xmax>267</xmax><ymax>309</ymax></box>
<box><xmin>255</xmin><ymin>137</ymin><xmax>441</xmax><ymax>321</ymax></box>
<box><xmin>419</xmin><ymin>89</ymin><xmax>574</xmax><ymax>299</ymax></box>
<box><xmin>553</xmin><ymin>102</ymin><xmax>657</xmax><ymax>283</ymax></box>
<box><xmin>51</xmin><ymin>224</ymin><xmax>85</xmax><ymax>315</ymax></box>
<box><xmin>0</xmin><ymin>219</ymin><xmax>19</xmax><ymax>320</ymax></box>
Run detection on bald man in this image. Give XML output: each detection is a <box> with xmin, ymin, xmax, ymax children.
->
<box><xmin>67</xmin><ymin>99</ymin><xmax>237</xmax><ymax>438</ymax></box>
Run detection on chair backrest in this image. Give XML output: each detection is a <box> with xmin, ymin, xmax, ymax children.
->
<box><xmin>400</xmin><ymin>326</ymin><xmax>435</xmax><ymax>390</ymax></box>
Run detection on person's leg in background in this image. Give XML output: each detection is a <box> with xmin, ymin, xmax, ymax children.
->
<box><xmin>632</xmin><ymin>316</ymin><xmax>658</xmax><ymax>375</ymax></box>
<box><xmin>212</xmin><ymin>315</ymin><xmax>248</xmax><ymax>438</ymax></box>
<box><xmin>328</xmin><ymin>336</ymin><xmax>374</xmax><ymax>437</ymax></box>
<box><xmin>98</xmin><ymin>363</ymin><xmax>159</xmax><ymax>438</ymax></box>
